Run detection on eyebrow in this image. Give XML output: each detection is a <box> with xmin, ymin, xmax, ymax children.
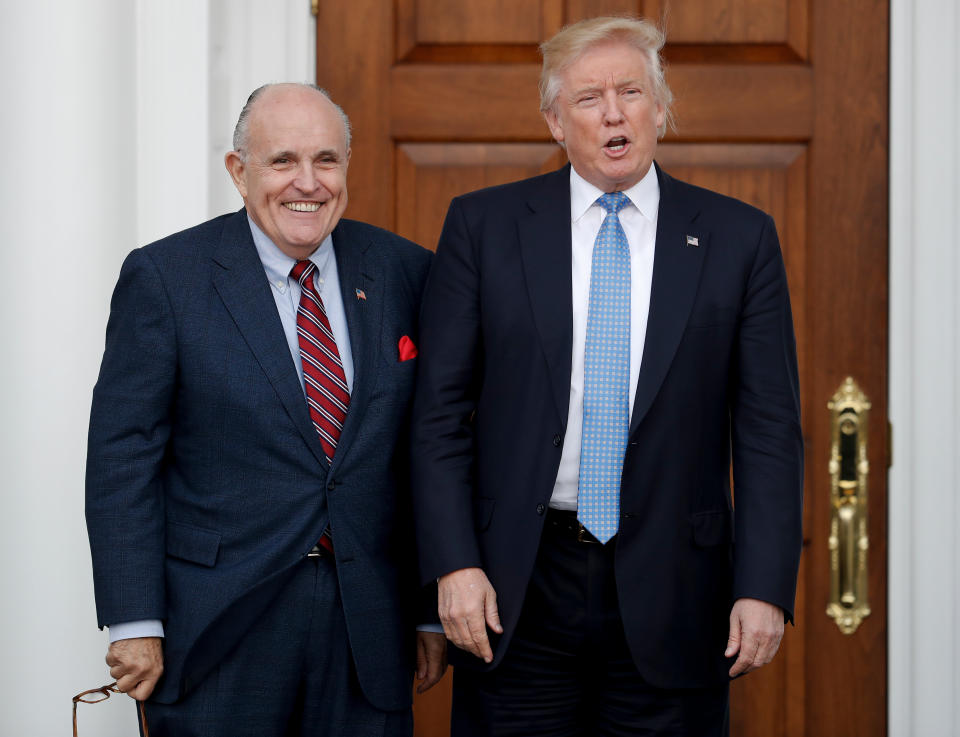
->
<box><xmin>313</xmin><ymin>148</ymin><xmax>342</xmax><ymax>160</ymax></box>
<box><xmin>268</xmin><ymin>148</ymin><xmax>342</xmax><ymax>161</ymax></box>
<box><xmin>570</xmin><ymin>78</ymin><xmax>647</xmax><ymax>96</ymax></box>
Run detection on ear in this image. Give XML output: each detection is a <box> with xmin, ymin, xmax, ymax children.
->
<box><xmin>344</xmin><ymin>147</ymin><xmax>352</xmax><ymax>172</ymax></box>
<box><xmin>224</xmin><ymin>151</ymin><xmax>248</xmax><ymax>198</ymax></box>
<box><xmin>543</xmin><ymin>108</ymin><xmax>565</xmax><ymax>144</ymax></box>
<box><xmin>655</xmin><ymin>102</ymin><xmax>666</xmax><ymax>133</ymax></box>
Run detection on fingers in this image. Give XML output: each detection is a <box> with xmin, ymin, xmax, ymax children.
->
<box><xmin>416</xmin><ymin>637</ymin><xmax>427</xmax><ymax>681</ymax></box>
<box><xmin>438</xmin><ymin>567</ymin><xmax>499</xmax><ymax>663</ymax></box>
<box><xmin>107</xmin><ymin>637</ymin><xmax>164</xmax><ymax>701</ymax></box>
<box><xmin>724</xmin><ymin>612</ymin><xmax>742</xmax><ymax>659</ymax></box>
<box><xmin>726</xmin><ymin>598</ymin><xmax>784</xmax><ymax>678</ymax></box>
<box><xmin>484</xmin><ymin>589</ymin><xmax>503</xmax><ymax>635</ymax></box>
<box><xmin>465</xmin><ymin>607</ymin><xmax>493</xmax><ymax>663</ymax></box>
<box><xmin>415</xmin><ymin>632</ymin><xmax>448</xmax><ymax>694</ymax></box>
<box><xmin>112</xmin><ymin>671</ymin><xmax>160</xmax><ymax>700</ymax></box>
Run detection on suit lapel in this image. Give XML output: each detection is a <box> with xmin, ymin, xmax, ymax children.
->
<box><xmin>330</xmin><ymin>221</ymin><xmax>383</xmax><ymax>470</ymax></box>
<box><xmin>629</xmin><ymin>165</ymin><xmax>707</xmax><ymax>435</ymax></box>
<box><xmin>210</xmin><ymin>210</ymin><xmax>329</xmax><ymax>469</ymax></box>
<box><xmin>518</xmin><ymin>166</ymin><xmax>575</xmax><ymax>428</ymax></box>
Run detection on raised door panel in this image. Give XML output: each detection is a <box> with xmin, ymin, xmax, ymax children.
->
<box><xmin>390</xmin><ymin>65</ymin><xmax>812</xmax><ymax>141</ymax></box>
<box><xmin>567</xmin><ymin>0</ymin><xmax>808</xmax><ymax>57</ymax></box>
<box><xmin>400</xmin><ymin>0</ymin><xmax>562</xmax><ymax>46</ymax></box>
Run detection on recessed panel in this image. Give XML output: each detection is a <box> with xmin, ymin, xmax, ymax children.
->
<box><xmin>662</xmin><ymin>0</ymin><xmax>789</xmax><ymax>43</ymax></box>
<box><xmin>395</xmin><ymin>143</ymin><xmax>566</xmax><ymax>250</ymax></box>
<box><xmin>413</xmin><ymin>0</ymin><xmax>543</xmax><ymax>44</ymax></box>
<box><xmin>397</xmin><ymin>0</ymin><xmax>563</xmax><ymax>60</ymax></box>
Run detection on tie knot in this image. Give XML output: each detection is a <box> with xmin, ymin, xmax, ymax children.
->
<box><xmin>596</xmin><ymin>191</ymin><xmax>630</xmax><ymax>215</ymax></box>
<box><xmin>290</xmin><ymin>259</ymin><xmax>316</xmax><ymax>286</ymax></box>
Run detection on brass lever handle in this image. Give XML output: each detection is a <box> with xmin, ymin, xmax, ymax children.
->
<box><xmin>826</xmin><ymin>377</ymin><xmax>871</xmax><ymax>634</ymax></box>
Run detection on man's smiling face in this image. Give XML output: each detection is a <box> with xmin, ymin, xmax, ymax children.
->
<box><xmin>544</xmin><ymin>40</ymin><xmax>665</xmax><ymax>193</ymax></box>
<box><xmin>226</xmin><ymin>84</ymin><xmax>350</xmax><ymax>260</ymax></box>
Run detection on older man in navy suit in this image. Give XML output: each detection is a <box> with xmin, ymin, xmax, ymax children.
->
<box><xmin>86</xmin><ymin>83</ymin><xmax>445</xmax><ymax>736</ymax></box>
<box><xmin>411</xmin><ymin>16</ymin><xmax>803</xmax><ymax>737</ymax></box>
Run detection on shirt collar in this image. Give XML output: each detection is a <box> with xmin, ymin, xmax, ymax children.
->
<box><xmin>247</xmin><ymin>214</ymin><xmax>333</xmax><ymax>287</ymax></box>
<box><xmin>569</xmin><ymin>162</ymin><xmax>661</xmax><ymax>224</ymax></box>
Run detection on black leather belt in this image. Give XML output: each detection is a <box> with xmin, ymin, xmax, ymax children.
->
<box><xmin>545</xmin><ymin>508</ymin><xmax>604</xmax><ymax>544</ymax></box>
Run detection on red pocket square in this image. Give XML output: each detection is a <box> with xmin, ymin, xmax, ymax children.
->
<box><xmin>398</xmin><ymin>335</ymin><xmax>418</xmax><ymax>362</ymax></box>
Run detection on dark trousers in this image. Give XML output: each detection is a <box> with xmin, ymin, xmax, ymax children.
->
<box><xmin>452</xmin><ymin>512</ymin><xmax>728</xmax><ymax>737</ymax></box>
<box><xmin>142</xmin><ymin>557</ymin><xmax>412</xmax><ymax>737</ymax></box>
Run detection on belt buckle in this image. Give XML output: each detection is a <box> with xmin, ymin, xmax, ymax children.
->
<box><xmin>307</xmin><ymin>546</ymin><xmax>323</xmax><ymax>558</ymax></box>
<box><xmin>577</xmin><ymin>523</ymin><xmax>600</xmax><ymax>544</ymax></box>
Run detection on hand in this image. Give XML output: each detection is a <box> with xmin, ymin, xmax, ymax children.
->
<box><xmin>105</xmin><ymin>637</ymin><xmax>164</xmax><ymax>700</ymax></box>
<box><xmin>437</xmin><ymin>567</ymin><xmax>503</xmax><ymax>663</ymax></box>
<box><xmin>415</xmin><ymin>631</ymin><xmax>448</xmax><ymax>694</ymax></box>
<box><xmin>725</xmin><ymin>598</ymin><xmax>784</xmax><ymax>677</ymax></box>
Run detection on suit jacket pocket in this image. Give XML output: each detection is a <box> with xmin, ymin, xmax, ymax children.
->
<box><xmin>166</xmin><ymin>521</ymin><xmax>221</xmax><ymax>567</ymax></box>
<box><xmin>473</xmin><ymin>497</ymin><xmax>495</xmax><ymax>532</ymax></box>
<box><xmin>691</xmin><ymin>510</ymin><xmax>732</xmax><ymax>547</ymax></box>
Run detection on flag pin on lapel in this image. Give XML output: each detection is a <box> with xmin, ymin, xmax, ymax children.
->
<box><xmin>355</xmin><ymin>288</ymin><xmax>366</xmax><ymax>300</ymax></box>
<box><xmin>686</xmin><ymin>235</ymin><xmax>699</xmax><ymax>247</ymax></box>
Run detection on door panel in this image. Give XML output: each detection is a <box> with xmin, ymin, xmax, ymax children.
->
<box><xmin>317</xmin><ymin>0</ymin><xmax>888</xmax><ymax>734</ymax></box>
<box><xmin>396</xmin><ymin>144</ymin><xmax>566</xmax><ymax>249</ymax></box>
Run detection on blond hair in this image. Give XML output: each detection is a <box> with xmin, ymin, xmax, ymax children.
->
<box><xmin>539</xmin><ymin>16</ymin><xmax>674</xmax><ymax>137</ymax></box>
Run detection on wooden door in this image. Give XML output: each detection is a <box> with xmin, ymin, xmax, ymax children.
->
<box><xmin>317</xmin><ymin>1</ymin><xmax>888</xmax><ymax>735</ymax></box>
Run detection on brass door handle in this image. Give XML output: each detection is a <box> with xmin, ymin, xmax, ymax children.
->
<box><xmin>826</xmin><ymin>377</ymin><xmax>871</xmax><ymax>634</ymax></box>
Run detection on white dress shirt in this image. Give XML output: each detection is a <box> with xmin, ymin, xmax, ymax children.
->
<box><xmin>549</xmin><ymin>164</ymin><xmax>660</xmax><ymax>511</ymax></box>
<box><xmin>109</xmin><ymin>217</ymin><xmax>354</xmax><ymax>643</ymax></box>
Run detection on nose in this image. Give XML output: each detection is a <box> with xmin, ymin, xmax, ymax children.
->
<box><xmin>293</xmin><ymin>161</ymin><xmax>319</xmax><ymax>193</ymax></box>
<box><xmin>600</xmin><ymin>90</ymin><xmax>625</xmax><ymax>124</ymax></box>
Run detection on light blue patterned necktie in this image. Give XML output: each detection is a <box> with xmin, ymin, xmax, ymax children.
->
<box><xmin>578</xmin><ymin>191</ymin><xmax>631</xmax><ymax>544</ymax></box>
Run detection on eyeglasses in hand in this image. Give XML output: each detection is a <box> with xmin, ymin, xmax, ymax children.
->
<box><xmin>72</xmin><ymin>682</ymin><xmax>149</xmax><ymax>737</ymax></box>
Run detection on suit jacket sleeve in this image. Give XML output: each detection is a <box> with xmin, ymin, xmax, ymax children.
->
<box><xmin>86</xmin><ymin>247</ymin><xmax>175</xmax><ymax>628</ymax></box>
<box><xmin>730</xmin><ymin>214</ymin><xmax>804</xmax><ymax>622</ymax></box>
<box><xmin>410</xmin><ymin>198</ymin><xmax>486</xmax><ymax>584</ymax></box>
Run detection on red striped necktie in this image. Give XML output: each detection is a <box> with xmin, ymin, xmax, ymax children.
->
<box><xmin>290</xmin><ymin>260</ymin><xmax>350</xmax><ymax>463</ymax></box>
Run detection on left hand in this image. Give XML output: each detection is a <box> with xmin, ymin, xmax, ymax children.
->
<box><xmin>415</xmin><ymin>631</ymin><xmax>448</xmax><ymax>694</ymax></box>
<box><xmin>725</xmin><ymin>598</ymin><xmax>784</xmax><ymax>677</ymax></box>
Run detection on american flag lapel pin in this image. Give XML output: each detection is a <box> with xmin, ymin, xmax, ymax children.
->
<box><xmin>686</xmin><ymin>235</ymin><xmax>699</xmax><ymax>247</ymax></box>
<box><xmin>355</xmin><ymin>288</ymin><xmax>367</xmax><ymax>300</ymax></box>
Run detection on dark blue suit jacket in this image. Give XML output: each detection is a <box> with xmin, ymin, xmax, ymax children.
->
<box><xmin>86</xmin><ymin>209</ymin><xmax>431</xmax><ymax>709</ymax></box>
<box><xmin>410</xmin><ymin>164</ymin><xmax>803</xmax><ymax>688</ymax></box>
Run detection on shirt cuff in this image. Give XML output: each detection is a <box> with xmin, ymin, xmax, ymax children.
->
<box><xmin>108</xmin><ymin>619</ymin><xmax>165</xmax><ymax>643</ymax></box>
<box><xmin>416</xmin><ymin>623</ymin><xmax>445</xmax><ymax>634</ymax></box>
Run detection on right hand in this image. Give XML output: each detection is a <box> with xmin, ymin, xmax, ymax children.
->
<box><xmin>106</xmin><ymin>637</ymin><xmax>164</xmax><ymax>700</ymax></box>
<box><xmin>437</xmin><ymin>567</ymin><xmax>503</xmax><ymax>663</ymax></box>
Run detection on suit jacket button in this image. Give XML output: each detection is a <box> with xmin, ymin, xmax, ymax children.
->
<box><xmin>327</xmin><ymin>481</ymin><xmax>335</xmax><ymax>491</ymax></box>
<box><xmin>536</xmin><ymin>503</ymin><xmax>545</xmax><ymax>515</ymax></box>
<box><xmin>552</xmin><ymin>434</ymin><xmax>562</xmax><ymax>447</ymax></box>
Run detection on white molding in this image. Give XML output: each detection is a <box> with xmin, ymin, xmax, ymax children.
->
<box><xmin>889</xmin><ymin>0</ymin><xmax>960</xmax><ymax>734</ymax></box>
<box><xmin>208</xmin><ymin>0</ymin><xmax>317</xmax><ymax>218</ymax></box>
<box><xmin>135</xmin><ymin>0</ymin><xmax>210</xmax><ymax>246</ymax></box>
